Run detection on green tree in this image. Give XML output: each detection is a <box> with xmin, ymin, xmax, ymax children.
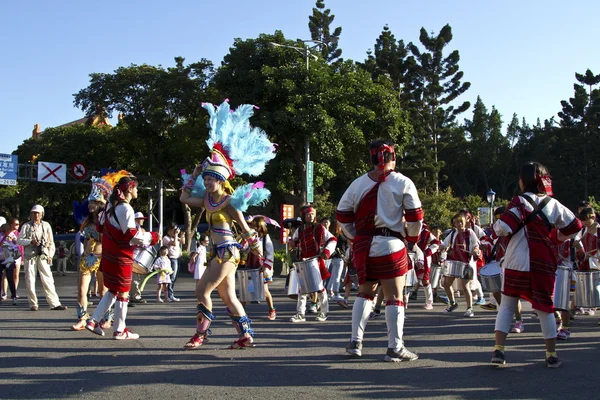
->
<box><xmin>308</xmin><ymin>0</ymin><xmax>342</xmax><ymax>62</ymax></box>
<box><xmin>402</xmin><ymin>24</ymin><xmax>471</xmax><ymax>193</ymax></box>
<box><xmin>72</xmin><ymin>58</ymin><xmax>215</xmax><ymax>242</ymax></box>
<box><xmin>212</xmin><ymin>32</ymin><xmax>412</xmax><ymax>214</ymax></box>
<box><xmin>360</xmin><ymin>25</ymin><xmax>407</xmax><ymax>91</ymax></box>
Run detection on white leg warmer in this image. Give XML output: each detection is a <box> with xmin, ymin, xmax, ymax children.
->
<box><xmin>90</xmin><ymin>291</ymin><xmax>116</xmax><ymax>322</ymax></box>
<box><xmin>494</xmin><ymin>294</ymin><xmax>518</xmax><ymax>333</ymax></box>
<box><xmin>297</xmin><ymin>294</ymin><xmax>307</xmax><ymax>314</ymax></box>
<box><xmin>538</xmin><ymin>310</ymin><xmax>558</xmax><ymax>339</ymax></box>
<box><xmin>351</xmin><ymin>296</ymin><xmax>372</xmax><ymax>342</ymax></box>
<box><xmin>423</xmin><ymin>283</ymin><xmax>433</xmax><ymax>305</ymax></box>
<box><xmin>318</xmin><ymin>290</ymin><xmax>329</xmax><ymax>314</ymax></box>
<box><xmin>385</xmin><ymin>304</ymin><xmax>405</xmax><ymax>352</ymax></box>
<box><xmin>113</xmin><ymin>298</ymin><xmax>128</xmax><ymax>333</ymax></box>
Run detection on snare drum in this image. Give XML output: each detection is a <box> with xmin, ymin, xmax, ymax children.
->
<box><xmin>443</xmin><ymin>260</ymin><xmax>467</xmax><ymax>278</ymax></box>
<box><xmin>286</xmin><ymin>267</ymin><xmax>300</xmax><ymax>299</ymax></box>
<box><xmin>554</xmin><ymin>263</ymin><xmax>572</xmax><ymax>311</ymax></box>
<box><xmin>479</xmin><ymin>261</ymin><xmax>502</xmax><ymax>292</ymax></box>
<box><xmin>294</xmin><ymin>256</ymin><xmax>324</xmax><ymax>294</ymax></box>
<box><xmin>404</xmin><ymin>269</ymin><xmax>417</xmax><ymax>287</ymax></box>
<box><xmin>573</xmin><ymin>270</ymin><xmax>600</xmax><ymax>308</ymax></box>
<box><xmin>132</xmin><ymin>247</ymin><xmax>156</xmax><ymax>275</ymax></box>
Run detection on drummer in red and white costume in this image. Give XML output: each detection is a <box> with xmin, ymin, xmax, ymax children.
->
<box><xmin>440</xmin><ymin>213</ymin><xmax>481</xmax><ymax>317</ymax></box>
<box><xmin>336</xmin><ymin>138</ymin><xmax>422</xmax><ymax>362</ymax></box>
<box><xmin>410</xmin><ymin>224</ymin><xmax>440</xmax><ymax>310</ymax></box>
<box><xmin>490</xmin><ymin>162</ymin><xmax>581</xmax><ymax>367</ymax></box>
<box><xmin>288</xmin><ymin>205</ymin><xmax>337</xmax><ymax>322</ymax></box>
<box><xmin>86</xmin><ymin>173</ymin><xmax>159</xmax><ymax>339</ymax></box>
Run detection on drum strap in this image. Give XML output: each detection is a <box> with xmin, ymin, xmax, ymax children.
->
<box><xmin>520</xmin><ymin>195</ymin><xmax>552</xmax><ymax>232</ymax></box>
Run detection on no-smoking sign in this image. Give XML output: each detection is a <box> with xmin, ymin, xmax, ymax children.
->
<box><xmin>71</xmin><ymin>162</ymin><xmax>88</xmax><ymax>180</ymax></box>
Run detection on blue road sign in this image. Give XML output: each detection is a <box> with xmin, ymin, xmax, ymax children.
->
<box><xmin>0</xmin><ymin>153</ymin><xmax>18</xmax><ymax>186</ymax></box>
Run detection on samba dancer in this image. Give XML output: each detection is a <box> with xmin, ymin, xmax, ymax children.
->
<box><xmin>85</xmin><ymin>173</ymin><xmax>159</xmax><ymax>339</ymax></box>
<box><xmin>336</xmin><ymin>139</ymin><xmax>422</xmax><ymax>362</ymax></box>
<box><xmin>288</xmin><ymin>205</ymin><xmax>337</xmax><ymax>322</ymax></box>
<box><xmin>71</xmin><ymin>174</ymin><xmax>115</xmax><ymax>330</ymax></box>
<box><xmin>180</xmin><ymin>100</ymin><xmax>275</xmax><ymax>349</ymax></box>
<box><xmin>490</xmin><ymin>162</ymin><xmax>581</xmax><ymax>367</ymax></box>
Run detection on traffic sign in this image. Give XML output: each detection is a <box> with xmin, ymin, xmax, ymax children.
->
<box><xmin>38</xmin><ymin>161</ymin><xmax>66</xmax><ymax>184</ymax></box>
<box><xmin>0</xmin><ymin>153</ymin><xmax>18</xmax><ymax>186</ymax></box>
<box><xmin>71</xmin><ymin>162</ymin><xmax>88</xmax><ymax>180</ymax></box>
<box><xmin>306</xmin><ymin>160</ymin><xmax>314</xmax><ymax>203</ymax></box>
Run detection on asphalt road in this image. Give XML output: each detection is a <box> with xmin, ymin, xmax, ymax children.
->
<box><xmin>1</xmin><ymin>272</ymin><xmax>599</xmax><ymax>400</ymax></box>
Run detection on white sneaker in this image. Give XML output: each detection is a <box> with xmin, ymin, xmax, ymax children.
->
<box><xmin>85</xmin><ymin>320</ymin><xmax>105</xmax><ymax>336</ymax></box>
<box><xmin>289</xmin><ymin>313</ymin><xmax>306</xmax><ymax>323</ymax></box>
<box><xmin>316</xmin><ymin>312</ymin><xmax>328</xmax><ymax>322</ymax></box>
<box><xmin>307</xmin><ymin>303</ymin><xmax>318</xmax><ymax>314</ymax></box>
<box><xmin>113</xmin><ymin>328</ymin><xmax>139</xmax><ymax>340</ymax></box>
<box><xmin>464</xmin><ymin>308</ymin><xmax>475</xmax><ymax>318</ymax></box>
<box><xmin>423</xmin><ymin>303</ymin><xmax>433</xmax><ymax>310</ymax></box>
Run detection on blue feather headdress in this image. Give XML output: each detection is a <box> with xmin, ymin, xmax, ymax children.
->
<box><xmin>181</xmin><ymin>99</ymin><xmax>276</xmax><ymax>211</ymax></box>
<box><xmin>201</xmin><ymin>99</ymin><xmax>276</xmax><ymax>180</ymax></box>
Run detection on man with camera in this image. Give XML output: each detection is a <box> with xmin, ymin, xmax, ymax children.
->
<box><xmin>17</xmin><ymin>205</ymin><xmax>67</xmax><ymax>311</ymax></box>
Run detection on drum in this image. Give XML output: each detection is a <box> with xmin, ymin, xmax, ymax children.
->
<box><xmin>588</xmin><ymin>256</ymin><xmax>600</xmax><ymax>270</ymax></box>
<box><xmin>430</xmin><ymin>265</ymin><xmax>443</xmax><ymax>289</ymax></box>
<box><xmin>237</xmin><ymin>268</ymin><xmax>266</xmax><ymax>302</ymax></box>
<box><xmin>443</xmin><ymin>260</ymin><xmax>467</xmax><ymax>278</ymax></box>
<box><xmin>573</xmin><ymin>270</ymin><xmax>600</xmax><ymax>308</ymax></box>
<box><xmin>132</xmin><ymin>246</ymin><xmax>156</xmax><ymax>275</ymax></box>
<box><xmin>479</xmin><ymin>261</ymin><xmax>503</xmax><ymax>292</ymax></box>
<box><xmin>404</xmin><ymin>269</ymin><xmax>417</xmax><ymax>287</ymax></box>
<box><xmin>294</xmin><ymin>257</ymin><xmax>324</xmax><ymax>294</ymax></box>
<box><xmin>554</xmin><ymin>263</ymin><xmax>572</xmax><ymax>311</ymax></box>
<box><xmin>287</xmin><ymin>267</ymin><xmax>300</xmax><ymax>299</ymax></box>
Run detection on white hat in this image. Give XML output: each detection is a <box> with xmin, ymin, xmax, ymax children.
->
<box><xmin>134</xmin><ymin>212</ymin><xmax>147</xmax><ymax>220</ymax></box>
<box><xmin>31</xmin><ymin>205</ymin><xmax>44</xmax><ymax>214</ymax></box>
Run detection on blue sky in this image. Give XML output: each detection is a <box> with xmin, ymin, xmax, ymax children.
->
<box><xmin>1</xmin><ymin>0</ymin><xmax>599</xmax><ymax>155</ymax></box>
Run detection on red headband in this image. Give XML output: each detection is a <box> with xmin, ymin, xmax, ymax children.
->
<box><xmin>536</xmin><ymin>174</ymin><xmax>553</xmax><ymax>196</ymax></box>
<box><xmin>118</xmin><ymin>180</ymin><xmax>136</xmax><ymax>191</ymax></box>
<box><xmin>370</xmin><ymin>144</ymin><xmax>395</xmax><ymax>182</ymax></box>
<box><xmin>301</xmin><ymin>207</ymin><xmax>315</xmax><ymax>216</ymax></box>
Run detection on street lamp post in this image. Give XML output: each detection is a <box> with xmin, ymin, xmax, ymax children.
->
<box><xmin>269</xmin><ymin>39</ymin><xmax>332</xmax><ymax>205</ymax></box>
<box><xmin>486</xmin><ymin>189</ymin><xmax>496</xmax><ymax>226</ymax></box>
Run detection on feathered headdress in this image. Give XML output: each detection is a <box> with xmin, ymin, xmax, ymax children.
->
<box><xmin>181</xmin><ymin>99</ymin><xmax>275</xmax><ymax>212</ymax></box>
<box><xmin>201</xmin><ymin>99</ymin><xmax>276</xmax><ymax>180</ymax></box>
<box><xmin>87</xmin><ymin>170</ymin><xmax>131</xmax><ymax>202</ymax></box>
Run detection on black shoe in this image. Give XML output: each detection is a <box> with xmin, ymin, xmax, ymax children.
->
<box><xmin>130</xmin><ymin>298</ymin><xmax>147</xmax><ymax>304</ymax></box>
<box><xmin>129</xmin><ymin>302</ymin><xmax>136</xmax><ymax>308</ymax></box>
<box><xmin>491</xmin><ymin>350</ymin><xmax>506</xmax><ymax>365</ymax></box>
<box><xmin>409</xmin><ymin>291</ymin><xmax>418</xmax><ymax>301</ymax></box>
<box><xmin>384</xmin><ymin>347</ymin><xmax>419</xmax><ymax>362</ymax></box>
<box><xmin>346</xmin><ymin>340</ymin><xmax>362</xmax><ymax>357</ymax></box>
<box><xmin>51</xmin><ymin>305</ymin><xmax>68</xmax><ymax>311</ymax></box>
<box><xmin>546</xmin><ymin>355</ymin><xmax>561</xmax><ymax>368</ymax></box>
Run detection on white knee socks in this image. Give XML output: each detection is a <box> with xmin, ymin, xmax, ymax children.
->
<box><xmin>351</xmin><ymin>296</ymin><xmax>373</xmax><ymax>342</ymax></box>
<box><xmin>385</xmin><ymin>304</ymin><xmax>405</xmax><ymax>352</ymax></box>
<box><xmin>114</xmin><ymin>298</ymin><xmax>128</xmax><ymax>333</ymax></box>
<box><xmin>90</xmin><ymin>291</ymin><xmax>116</xmax><ymax>322</ymax></box>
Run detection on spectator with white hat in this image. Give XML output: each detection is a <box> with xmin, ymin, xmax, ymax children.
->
<box><xmin>16</xmin><ymin>204</ymin><xmax>67</xmax><ymax>311</ymax></box>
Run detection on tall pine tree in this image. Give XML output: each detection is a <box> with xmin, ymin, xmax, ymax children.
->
<box><xmin>308</xmin><ymin>0</ymin><xmax>342</xmax><ymax>63</ymax></box>
<box><xmin>401</xmin><ymin>24</ymin><xmax>471</xmax><ymax>193</ymax></box>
